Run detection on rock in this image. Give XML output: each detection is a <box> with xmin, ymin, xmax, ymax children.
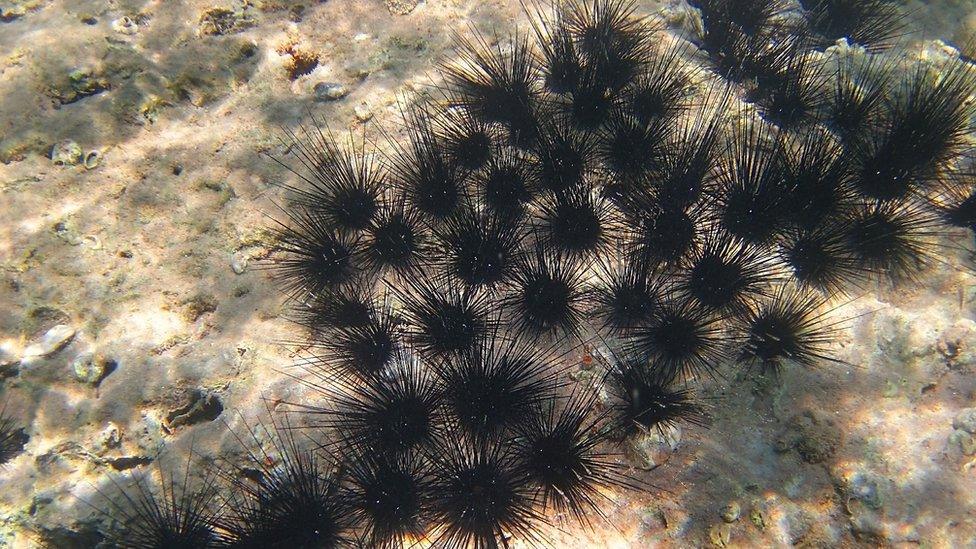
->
<box><xmin>354</xmin><ymin>104</ymin><xmax>374</xmax><ymax>122</ymax></box>
<box><xmin>99</xmin><ymin>423</ymin><xmax>123</xmax><ymax>450</ymax></box>
<box><xmin>952</xmin><ymin>408</ymin><xmax>976</xmax><ymax>434</ymax></box>
<box><xmin>164</xmin><ymin>389</ymin><xmax>223</xmax><ymax>431</ymax></box>
<box><xmin>181</xmin><ymin>294</ymin><xmax>218</xmax><ymax>322</ymax></box>
<box><xmin>199</xmin><ymin>7</ymin><xmax>256</xmax><ymax>36</ymax></box>
<box><xmin>839</xmin><ymin>471</ymin><xmax>884</xmax><ymax>510</ymax></box>
<box><xmin>23</xmin><ymin>325</ymin><xmax>76</xmax><ymax>358</ymax></box>
<box><xmin>36</xmin><ymin>524</ymin><xmax>105</xmax><ymax>549</ymax></box>
<box><xmin>314</xmin><ymin>82</ymin><xmax>349</xmax><ymax>101</ymax></box>
<box><xmin>83</xmin><ymin>150</ymin><xmax>100</xmax><ymax>170</ymax></box>
<box><xmin>749</xmin><ymin>507</ymin><xmax>765</xmax><ymax>530</ymax></box>
<box><xmin>231</xmin><ymin>251</ymin><xmax>248</xmax><ymax>274</ymax></box>
<box><xmin>385</xmin><ymin>0</ymin><xmax>421</xmax><ymax>15</ymax></box>
<box><xmin>107</xmin><ymin>455</ymin><xmax>152</xmax><ymax>471</ymax></box>
<box><xmin>111</xmin><ymin>16</ymin><xmax>139</xmax><ymax>35</ymax></box>
<box><xmin>627</xmin><ymin>425</ymin><xmax>681</xmax><ymax>470</ymax></box>
<box><xmin>721</xmin><ymin>502</ymin><xmax>741</xmax><ymax>523</ymax></box>
<box><xmin>949</xmin><ymin>429</ymin><xmax>976</xmax><ymax>456</ymax></box>
<box><xmin>71</xmin><ymin>353</ymin><xmax>117</xmax><ymax>386</ymax></box>
<box><xmin>775</xmin><ymin>410</ymin><xmax>841</xmax><ymax>464</ymax></box>
<box><xmin>708</xmin><ymin>523</ymin><xmax>731</xmax><ymax>547</ymax></box>
<box><xmin>937</xmin><ymin>320</ymin><xmax>976</xmax><ymax>368</ymax></box>
<box><xmin>50</xmin><ymin>141</ymin><xmax>83</xmax><ymax>166</ymax></box>
<box><xmin>0</xmin><ymin>4</ymin><xmax>29</xmax><ymax>22</ymax></box>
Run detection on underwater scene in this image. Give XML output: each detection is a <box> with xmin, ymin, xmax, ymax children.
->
<box><xmin>2</xmin><ymin>0</ymin><xmax>976</xmax><ymax>547</ymax></box>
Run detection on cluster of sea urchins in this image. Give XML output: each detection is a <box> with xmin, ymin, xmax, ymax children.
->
<box><xmin>91</xmin><ymin>0</ymin><xmax>976</xmax><ymax>547</ymax></box>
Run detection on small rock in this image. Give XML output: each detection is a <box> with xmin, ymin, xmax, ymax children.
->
<box><xmin>164</xmin><ymin>389</ymin><xmax>224</xmax><ymax>430</ymax></box>
<box><xmin>721</xmin><ymin>502</ymin><xmax>741</xmax><ymax>523</ymax></box>
<box><xmin>231</xmin><ymin>252</ymin><xmax>248</xmax><ymax>274</ymax></box>
<box><xmin>949</xmin><ymin>429</ymin><xmax>976</xmax><ymax>456</ymax></box>
<box><xmin>776</xmin><ymin>410</ymin><xmax>841</xmax><ymax>464</ymax></box>
<box><xmin>181</xmin><ymin>294</ymin><xmax>218</xmax><ymax>322</ymax></box>
<box><xmin>72</xmin><ymin>353</ymin><xmax>117</xmax><ymax>386</ymax></box>
<box><xmin>83</xmin><ymin>150</ymin><xmax>101</xmax><ymax>170</ymax></box>
<box><xmin>354</xmin><ymin>104</ymin><xmax>374</xmax><ymax>122</ymax></box>
<box><xmin>51</xmin><ymin>141</ymin><xmax>83</xmax><ymax>166</ymax></box>
<box><xmin>385</xmin><ymin>0</ymin><xmax>421</xmax><ymax>15</ymax></box>
<box><xmin>708</xmin><ymin>523</ymin><xmax>731</xmax><ymax>547</ymax></box>
<box><xmin>107</xmin><ymin>455</ymin><xmax>152</xmax><ymax>470</ymax></box>
<box><xmin>952</xmin><ymin>408</ymin><xmax>976</xmax><ymax>434</ymax></box>
<box><xmin>100</xmin><ymin>423</ymin><xmax>123</xmax><ymax>449</ymax></box>
<box><xmin>842</xmin><ymin>471</ymin><xmax>883</xmax><ymax>509</ymax></box>
<box><xmin>23</xmin><ymin>325</ymin><xmax>76</xmax><ymax>358</ymax></box>
<box><xmin>200</xmin><ymin>7</ymin><xmax>255</xmax><ymax>35</ymax></box>
<box><xmin>111</xmin><ymin>16</ymin><xmax>139</xmax><ymax>35</ymax></box>
<box><xmin>627</xmin><ymin>425</ymin><xmax>681</xmax><ymax>470</ymax></box>
<box><xmin>314</xmin><ymin>82</ymin><xmax>349</xmax><ymax>101</ymax></box>
<box><xmin>749</xmin><ymin>507</ymin><xmax>765</xmax><ymax>530</ymax></box>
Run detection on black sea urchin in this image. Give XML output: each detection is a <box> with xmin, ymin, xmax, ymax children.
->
<box><xmin>822</xmin><ymin>54</ymin><xmax>892</xmax><ymax>140</ymax></box>
<box><xmin>778</xmin><ymin>220</ymin><xmax>862</xmax><ymax>295</ymax></box>
<box><xmin>361</xmin><ymin>197</ymin><xmax>429</xmax><ymax>277</ymax></box>
<box><xmin>344</xmin><ymin>447</ymin><xmax>434</xmax><ymax>549</ymax></box>
<box><xmin>292</xmin><ymin>283</ymin><xmax>374</xmax><ymax>335</ymax></box>
<box><xmin>427</xmin><ymin>434</ymin><xmax>546</xmax><ymax>548</ymax></box>
<box><xmin>304</xmin><ymin>355</ymin><xmax>442</xmax><ymax>456</ymax></box>
<box><xmin>513</xmin><ymin>386</ymin><xmax>639</xmax><ymax>526</ymax></box>
<box><xmin>94</xmin><ymin>458</ymin><xmax>224</xmax><ymax>549</ymax></box>
<box><xmin>501</xmin><ymin>242</ymin><xmax>589</xmax><ymax>340</ymax></box>
<box><xmin>750</xmin><ymin>41</ymin><xmax>830</xmax><ymax>129</ymax></box>
<box><xmin>442</xmin><ymin>30</ymin><xmax>541</xmax><ymax>147</ymax></box>
<box><xmin>437</xmin><ymin>335</ymin><xmax>558</xmax><ymax>440</ymax></box>
<box><xmin>623</xmin><ymin>296</ymin><xmax>730</xmax><ymax>381</ymax></box>
<box><xmin>534</xmin><ymin>184</ymin><xmax>615</xmax><ymax>258</ymax></box>
<box><xmin>475</xmin><ymin>146</ymin><xmax>537</xmax><ymax>218</ymax></box>
<box><xmin>780</xmin><ymin>129</ymin><xmax>853</xmax><ymax>231</ymax></box>
<box><xmin>800</xmin><ymin>0</ymin><xmax>906</xmax><ymax>51</ymax></box>
<box><xmin>714</xmin><ymin>119</ymin><xmax>790</xmax><ymax>246</ymax></box>
<box><xmin>844</xmin><ymin>199</ymin><xmax>940</xmax><ymax>283</ymax></box>
<box><xmin>396</xmin><ymin>276</ymin><xmax>495</xmax><ymax>361</ymax></box>
<box><xmin>280</xmin><ymin>134</ymin><xmax>383</xmax><ymax>233</ymax></box>
<box><xmin>389</xmin><ymin>105</ymin><xmax>467</xmax><ymax>222</ymax></box>
<box><xmin>305</xmin><ymin>295</ymin><xmax>401</xmax><ymax>379</ymax></box>
<box><xmin>623</xmin><ymin>199</ymin><xmax>703</xmax><ymax>269</ymax></box>
<box><xmin>219</xmin><ymin>424</ymin><xmax>353</xmax><ymax>549</ymax></box>
<box><xmin>432</xmin><ymin>198</ymin><xmax>523</xmax><ymax>291</ymax></box>
<box><xmin>590</xmin><ymin>257</ymin><xmax>662</xmax><ymax>334</ymax></box>
<box><xmin>0</xmin><ymin>404</ymin><xmax>27</xmax><ymax>467</ymax></box>
<box><xmin>624</xmin><ymin>40</ymin><xmax>698</xmax><ymax>124</ymax></box>
<box><xmin>734</xmin><ymin>285</ymin><xmax>843</xmax><ymax>375</ymax></box>
<box><xmin>935</xmin><ymin>171</ymin><xmax>976</xmax><ymax>233</ymax></box>
<box><xmin>564</xmin><ymin>0</ymin><xmax>654</xmax><ymax>94</ymax></box>
<box><xmin>680</xmin><ymin>232</ymin><xmax>781</xmax><ymax>313</ymax></box>
<box><xmin>270</xmin><ymin>207</ymin><xmax>360</xmax><ymax>300</ymax></box>
<box><xmin>436</xmin><ymin>106</ymin><xmax>496</xmax><ymax>171</ymax></box>
<box><xmin>606</xmin><ymin>354</ymin><xmax>709</xmax><ymax>437</ymax></box>
<box><xmin>598</xmin><ymin>110</ymin><xmax>669</xmax><ymax>181</ymax></box>
<box><xmin>529</xmin><ymin>117</ymin><xmax>594</xmax><ymax>194</ymax></box>
<box><xmin>847</xmin><ymin>61</ymin><xmax>976</xmax><ymax>202</ymax></box>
